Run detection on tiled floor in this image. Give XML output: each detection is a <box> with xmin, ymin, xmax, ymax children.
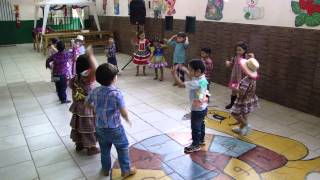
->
<box><xmin>0</xmin><ymin>44</ymin><xmax>319</xmax><ymax>180</ymax></box>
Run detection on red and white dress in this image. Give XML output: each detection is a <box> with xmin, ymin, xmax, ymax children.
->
<box><xmin>133</xmin><ymin>38</ymin><xmax>151</xmax><ymax>65</ymax></box>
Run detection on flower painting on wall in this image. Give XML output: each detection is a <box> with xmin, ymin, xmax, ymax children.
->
<box><xmin>164</xmin><ymin>0</ymin><xmax>176</xmax><ymax>16</ymax></box>
<box><xmin>292</xmin><ymin>0</ymin><xmax>320</xmax><ymax>27</ymax></box>
<box><xmin>244</xmin><ymin>0</ymin><xmax>264</xmax><ymax>20</ymax></box>
<box><xmin>205</xmin><ymin>0</ymin><xmax>224</xmax><ymax>21</ymax></box>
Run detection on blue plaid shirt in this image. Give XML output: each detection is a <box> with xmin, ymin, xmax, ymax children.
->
<box><xmin>86</xmin><ymin>85</ymin><xmax>125</xmax><ymax>128</ymax></box>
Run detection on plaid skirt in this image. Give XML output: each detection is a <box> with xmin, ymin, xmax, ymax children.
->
<box><xmin>231</xmin><ymin>95</ymin><xmax>259</xmax><ymax>115</ymax></box>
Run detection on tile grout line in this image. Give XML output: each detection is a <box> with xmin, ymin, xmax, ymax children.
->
<box><xmin>25</xmin><ymin>80</ymin><xmax>88</xmax><ymax>179</ymax></box>
<box><xmin>5</xmin><ymin>83</ymin><xmax>41</xmax><ymax>179</ymax></box>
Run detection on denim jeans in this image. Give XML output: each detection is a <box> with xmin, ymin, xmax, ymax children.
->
<box><xmin>53</xmin><ymin>75</ymin><xmax>67</xmax><ymax>102</ymax></box>
<box><xmin>191</xmin><ymin>108</ymin><xmax>208</xmax><ymax>146</ymax></box>
<box><xmin>96</xmin><ymin>126</ymin><xmax>131</xmax><ymax>173</ymax></box>
<box><xmin>108</xmin><ymin>57</ymin><xmax>118</xmax><ymax>66</ymax></box>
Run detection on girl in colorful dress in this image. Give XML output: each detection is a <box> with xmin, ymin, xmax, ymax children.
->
<box><xmin>69</xmin><ymin>46</ymin><xmax>100</xmax><ymax>156</ymax></box>
<box><xmin>225</xmin><ymin>41</ymin><xmax>248</xmax><ymax>109</ymax></box>
<box><xmin>133</xmin><ymin>31</ymin><xmax>151</xmax><ymax>76</ymax></box>
<box><xmin>231</xmin><ymin>58</ymin><xmax>259</xmax><ymax>136</ymax></box>
<box><xmin>149</xmin><ymin>37</ymin><xmax>167</xmax><ymax>81</ymax></box>
<box><xmin>71</xmin><ymin>35</ymin><xmax>86</xmax><ymax>77</ymax></box>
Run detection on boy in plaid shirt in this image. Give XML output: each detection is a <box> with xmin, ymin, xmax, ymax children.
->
<box><xmin>86</xmin><ymin>63</ymin><xmax>136</xmax><ymax>177</ymax></box>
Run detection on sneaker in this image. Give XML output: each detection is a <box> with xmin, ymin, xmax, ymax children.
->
<box><xmin>199</xmin><ymin>140</ymin><xmax>206</xmax><ymax>146</ymax></box>
<box><xmin>240</xmin><ymin>125</ymin><xmax>252</xmax><ymax>136</ymax></box>
<box><xmin>184</xmin><ymin>144</ymin><xmax>201</xmax><ymax>153</ymax></box>
<box><xmin>61</xmin><ymin>100</ymin><xmax>71</xmax><ymax>104</ymax></box>
<box><xmin>121</xmin><ymin>167</ymin><xmax>137</xmax><ymax>178</ymax></box>
<box><xmin>232</xmin><ymin>127</ymin><xmax>242</xmax><ymax>134</ymax></box>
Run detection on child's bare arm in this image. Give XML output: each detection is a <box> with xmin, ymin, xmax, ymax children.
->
<box><xmin>171</xmin><ymin>66</ymin><xmax>189</xmax><ymax>87</ymax></box>
<box><xmin>168</xmin><ymin>34</ymin><xmax>177</xmax><ymax>42</ymax></box>
<box><xmin>120</xmin><ymin>107</ymin><xmax>132</xmax><ymax>126</ymax></box>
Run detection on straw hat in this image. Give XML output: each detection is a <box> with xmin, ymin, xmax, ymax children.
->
<box><xmin>240</xmin><ymin>58</ymin><xmax>259</xmax><ymax>79</ymax></box>
<box><xmin>76</xmin><ymin>35</ymin><xmax>84</xmax><ymax>41</ymax></box>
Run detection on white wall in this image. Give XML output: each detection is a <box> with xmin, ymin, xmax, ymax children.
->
<box><xmin>9</xmin><ymin>0</ymin><xmax>37</xmax><ymax>20</ymax></box>
<box><xmin>94</xmin><ymin>0</ymin><xmax>320</xmax><ymax>30</ymax></box>
<box><xmin>10</xmin><ymin>0</ymin><xmax>320</xmax><ymax>29</ymax></box>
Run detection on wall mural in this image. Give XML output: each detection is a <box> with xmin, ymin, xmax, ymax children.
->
<box><xmin>244</xmin><ymin>0</ymin><xmax>264</xmax><ymax>20</ymax></box>
<box><xmin>114</xmin><ymin>0</ymin><xmax>120</xmax><ymax>15</ymax></box>
<box><xmin>292</xmin><ymin>0</ymin><xmax>320</xmax><ymax>27</ymax></box>
<box><xmin>205</xmin><ymin>0</ymin><xmax>224</xmax><ymax>21</ymax></box>
<box><xmin>152</xmin><ymin>0</ymin><xmax>164</xmax><ymax>18</ymax></box>
<box><xmin>164</xmin><ymin>0</ymin><xmax>176</xmax><ymax>16</ymax></box>
<box><xmin>103</xmin><ymin>0</ymin><xmax>107</xmax><ymax>15</ymax></box>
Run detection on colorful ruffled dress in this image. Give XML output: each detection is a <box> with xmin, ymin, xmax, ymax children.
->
<box><xmin>133</xmin><ymin>38</ymin><xmax>151</xmax><ymax>65</ymax></box>
<box><xmin>231</xmin><ymin>76</ymin><xmax>259</xmax><ymax>115</ymax></box>
<box><xmin>149</xmin><ymin>45</ymin><xmax>167</xmax><ymax>68</ymax></box>
<box><xmin>69</xmin><ymin>71</ymin><xmax>96</xmax><ymax>148</ymax></box>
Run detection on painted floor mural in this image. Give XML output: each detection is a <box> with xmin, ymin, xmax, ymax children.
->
<box><xmin>111</xmin><ymin>108</ymin><xmax>320</xmax><ymax>180</ymax></box>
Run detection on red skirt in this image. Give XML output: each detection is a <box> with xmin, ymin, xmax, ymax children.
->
<box><xmin>133</xmin><ymin>50</ymin><xmax>150</xmax><ymax>65</ymax></box>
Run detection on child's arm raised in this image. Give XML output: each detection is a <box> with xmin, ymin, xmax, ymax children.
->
<box><xmin>86</xmin><ymin>46</ymin><xmax>99</xmax><ymax>80</ymax></box>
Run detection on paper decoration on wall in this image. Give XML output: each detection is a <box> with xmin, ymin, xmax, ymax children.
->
<box><xmin>152</xmin><ymin>0</ymin><xmax>164</xmax><ymax>18</ymax></box>
<box><xmin>205</xmin><ymin>0</ymin><xmax>224</xmax><ymax>21</ymax></box>
<box><xmin>292</xmin><ymin>0</ymin><xmax>320</xmax><ymax>27</ymax></box>
<box><xmin>102</xmin><ymin>0</ymin><xmax>107</xmax><ymax>14</ymax></box>
<box><xmin>244</xmin><ymin>0</ymin><xmax>264</xmax><ymax>20</ymax></box>
<box><xmin>114</xmin><ymin>0</ymin><xmax>120</xmax><ymax>15</ymax></box>
<box><xmin>164</xmin><ymin>0</ymin><xmax>176</xmax><ymax>16</ymax></box>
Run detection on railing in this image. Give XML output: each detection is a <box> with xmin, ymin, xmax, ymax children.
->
<box><xmin>0</xmin><ymin>0</ymin><xmax>14</xmax><ymax>21</ymax></box>
<box><xmin>37</xmin><ymin>16</ymin><xmax>81</xmax><ymax>31</ymax></box>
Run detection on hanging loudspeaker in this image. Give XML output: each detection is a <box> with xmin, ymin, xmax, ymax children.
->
<box><xmin>185</xmin><ymin>16</ymin><xmax>196</xmax><ymax>33</ymax></box>
<box><xmin>165</xmin><ymin>16</ymin><xmax>173</xmax><ymax>31</ymax></box>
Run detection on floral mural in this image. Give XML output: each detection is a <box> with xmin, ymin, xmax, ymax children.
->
<box><xmin>243</xmin><ymin>0</ymin><xmax>264</xmax><ymax>20</ymax></box>
<box><xmin>205</xmin><ymin>0</ymin><xmax>224</xmax><ymax>21</ymax></box>
<box><xmin>292</xmin><ymin>0</ymin><xmax>320</xmax><ymax>27</ymax></box>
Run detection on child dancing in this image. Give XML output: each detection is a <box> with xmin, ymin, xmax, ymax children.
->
<box><xmin>106</xmin><ymin>37</ymin><xmax>119</xmax><ymax>72</ymax></box>
<box><xmin>172</xmin><ymin>59</ymin><xmax>210</xmax><ymax>153</ymax></box>
<box><xmin>133</xmin><ymin>31</ymin><xmax>151</xmax><ymax>76</ymax></box>
<box><xmin>225</xmin><ymin>41</ymin><xmax>248</xmax><ymax>109</ymax></box>
<box><xmin>149</xmin><ymin>37</ymin><xmax>167</xmax><ymax>81</ymax></box>
<box><xmin>166</xmin><ymin>32</ymin><xmax>189</xmax><ymax>86</ymax></box>
<box><xmin>69</xmin><ymin>46</ymin><xmax>100</xmax><ymax>155</ymax></box>
<box><xmin>86</xmin><ymin>63</ymin><xmax>136</xmax><ymax>177</ymax></box>
<box><xmin>46</xmin><ymin>41</ymin><xmax>74</xmax><ymax>104</ymax></box>
<box><xmin>231</xmin><ymin>58</ymin><xmax>259</xmax><ymax>136</ymax></box>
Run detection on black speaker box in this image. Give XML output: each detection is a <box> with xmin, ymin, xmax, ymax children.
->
<box><xmin>185</xmin><ymin>16</ymin><xmax>196</xmax><ymax>33</ymax></box>
<box><xmin>129</xmin><ymin>0</ymin><xmax>146</xmax><ymax>25</ymax></box>
<box><xmin>165</xmin><ymin>16</ymin><xmax>173</xmax><ymax>31</ymax></box>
